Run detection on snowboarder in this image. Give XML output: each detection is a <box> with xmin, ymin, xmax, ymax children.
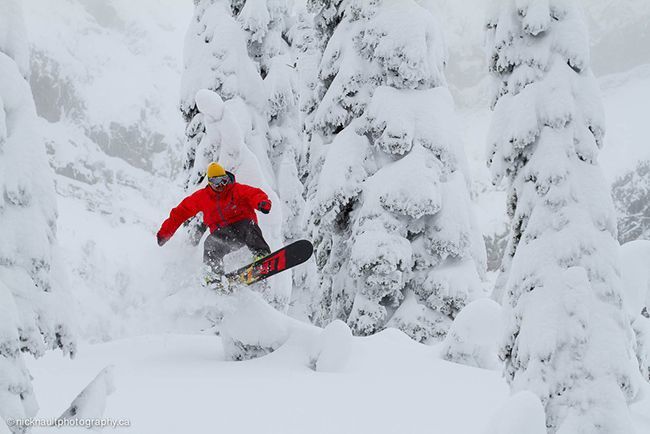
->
<box><xmin>156</xmin><ymin>162</ymin><xmax>272</xmax><ymax>282</ymax></box>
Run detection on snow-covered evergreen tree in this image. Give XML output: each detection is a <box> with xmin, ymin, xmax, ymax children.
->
<box><xmin>307</xmin><ymin>0</ymin><xmax>347</xmax><ymax>51</ymax></box>
<box><xmin>180</xmin><ymin>0</ymin><xmax>269</xmax><ymax>189</ymax></box>
<box><xmin>235</xmin><ymin>0</ymin><xmax>313</xmax><ymax>307</ymax></box>
<box><xmin>306</xmin><ymin>0</ymin><xmax>486</xmax><ymax>341</ymax></box>
<box><xmin>181</xmin><ymin>0</ymin><xmax>302</xmax><ymax>197</ymax></box>
<box><xmin>290</xmin><ymin>6</ymin><xmax>323</xmax><ymax>139</ymax></box>
<box><xmin>300</xmin><ymin>0</ymin><xmax>346</xmax><ymax>196</ymax></box>
<box><xmin>277</xmin><ymin>5</ymin><xmax>323</xmax><ymax>318</ymax></box>
<box><xmin>486</xmin><ymin>0</ymin><xmax>642</xmax><ymax>431</ymax></box>
<box><xmin>249</xmin><ymin>0</ymin><xmax>303</xmax><ymax>244</ymax></box>
<box><xmin>0</xmin><ymin>1</ymin><xmax>75</xmax><ymax>430</ymax></box>
<box><xmin>233</xmin><ymin>0</ymin><xmax>292</xmax><ymax>78</ymax></box>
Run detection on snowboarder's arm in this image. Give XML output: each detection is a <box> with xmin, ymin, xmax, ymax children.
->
<box><xmin>238</xmin><ymin>184</ymin><xmax>272</xmax><ymax>213</ymax></box>
<box><xmin>157</xmin><ymin>192</ymin><xmax>202</xmax><ymax>245</ymax></box>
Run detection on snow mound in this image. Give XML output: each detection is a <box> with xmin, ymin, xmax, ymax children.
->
<box><xmin>484</xmin><ymin>391</ymin><xmax>546</xmax><ymax>434</ymax></box>
<box><xmin>313</xmin><ymin>320</ymin><xmax>352</xmax><ymax>372</ymax></box>
<box><xmin>220</xmin><ymin>289</ymin><xmax>318</xmax><ymax>361</ymax></box>
<box><xmin>60</xmin><ymin>365</ymin><xmax>116</xmax><ymax>420</ymax></box>
<box><xmin>221</xmin><ymin>289</ymin><xmax>291</xmax><ymax>360</ymax></box>
<box><xmin>194</xmin><ymin>89</ymin><xmax>225</xmax><ymax>121</ymax></box>
<box><xmin>441</xmin><ymin>298</ymin><xmax>503</xmax><ymax>370</ymax></box>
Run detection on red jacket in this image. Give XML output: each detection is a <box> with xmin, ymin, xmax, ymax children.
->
<box><xmin>158</xmin><ymin>175</ymin><xmax>270</xmax><ymax>241</ymax></box>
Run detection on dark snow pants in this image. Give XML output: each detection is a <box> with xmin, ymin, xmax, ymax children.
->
<box><xmin>203</xmin><ymin>219</ymin><xmax>271</xmax><ymax>274</ymax></box>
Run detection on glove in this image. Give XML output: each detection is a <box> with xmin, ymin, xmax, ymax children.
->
<box><xmin>157</xmin><ymin>232</ymin><xmax>170</xmax><ymax>246</ymax></box>
<box><xmin>258</xmin><ymin>200</ymin><xmax>271</xmax><ymax>214</ymax></box>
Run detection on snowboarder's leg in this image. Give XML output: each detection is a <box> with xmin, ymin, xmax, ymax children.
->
<box><xmin>203</xmin><ymin>227</ymin><xmax>247</xmax><ymax>291</ymax></box>
<box><xmin>203</xmin><ymin>227</ymin><xmax>239</xmax><ymax>274</ymax></box>
<box><xmin>229</xmin><ymin>219</ymin><xmax>271</xmax><ymax>259</ymax></box>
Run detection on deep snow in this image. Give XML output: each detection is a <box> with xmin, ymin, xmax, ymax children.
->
<box><xmin>26</xmin><ymin>331</ymin><xmax>650</xmax><ymax>434</ymax></box>
<box><xmin>30</xmin><ymin>332</ymin><xmax>508</xmax><ymax>434</ymax></box>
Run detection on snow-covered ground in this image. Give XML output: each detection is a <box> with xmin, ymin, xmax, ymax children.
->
<box><xmin>26</xmin><ymin>331</ymin><xmax>650</xmax><ymax>433</ymax></box>
<box><xmin>23</xmin><ymin>334</ymin><xmax>511</xmax><ymax>433</ymax></box>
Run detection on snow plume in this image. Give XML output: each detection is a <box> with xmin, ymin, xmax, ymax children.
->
<box><xmin>307</xmin><ymin>0</ymin><xmax>486</xmax><ymax>341</ymax></box>
<box><xmin>486</xmin><ymin>0</ymin><xmax>642</xmax><ymax>431</ymax></box>
<box><xmin>0</xmin><ymin>3</ymin><xmax>75</xmax><ymax>430</ymax></box>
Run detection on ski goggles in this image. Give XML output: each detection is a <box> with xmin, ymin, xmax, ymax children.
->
<box><xmin>208</xmin><ymin>175</ymin><xmax>230</xmax><ymax>187</ymax></box>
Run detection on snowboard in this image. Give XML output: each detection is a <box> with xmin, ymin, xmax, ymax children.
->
<box><xmin>210</xmin><ymin>239</ymin><xmax>314</xmax><ymax>287</ymax></box>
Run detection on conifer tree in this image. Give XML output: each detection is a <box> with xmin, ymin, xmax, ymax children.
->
<box><xmin>486</xmin><ymin>0</ymin><xmax>641</xmax><ymax>430</ymax></box>
<box><xmin>306</xmin><ymin>0</ymin><xmax>486</xmax><ymax>340</ymax></box>
<box><xmin>0</xmin><ymin>1</ymin><xmax>75</xmax><ymax>430</ymax></box>
<box><xmin>181</xmin><ymin>0</ymin><xmax>268</xmax><ymax>189</ymax></box>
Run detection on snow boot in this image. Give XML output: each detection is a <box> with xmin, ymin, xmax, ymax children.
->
<box><xmin>203</xmin><ymin>270</ymin><xmax>231</xmax><ymax>293</ymax></box>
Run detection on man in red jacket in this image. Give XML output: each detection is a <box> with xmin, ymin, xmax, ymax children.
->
<box><xmin>157</xmin><ymin>162</ymin><xmax>272</xmax><ymax>277</ymax></box>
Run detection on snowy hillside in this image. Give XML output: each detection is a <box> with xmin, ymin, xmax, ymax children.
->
<box><xmin>9</xmin><ymin>0</ymin><xmax>193</xmax><ymax>342</ymax></box>
<box><xmin>23</xmin><ymin>0</ymin><xmax>190</xmax><ymax>175</ymax></box>
<box><xmin>25</xmin><ymin>331</ymin><xmax>650</xmax><ymax>433</ymax></box>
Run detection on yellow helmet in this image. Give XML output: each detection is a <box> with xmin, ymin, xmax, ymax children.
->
<box><xmin>206</xmin><ymin>162</ymin><xmax>226</xmax><ymax>178</ymax></box>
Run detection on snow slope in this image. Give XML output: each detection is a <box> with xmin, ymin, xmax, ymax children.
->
<box><xmin>22</xmin><ymin>0</ymin><xmax>191</xmax><ymax>175</ymax></box>
<box><xmin>28</xmin><ymin>332</ymin><xmax>507</xmax><ymax>434</ymax></box>
<box><xmin>599</xmin><ymin>64</ymin><xmax>650</xmax><ymax>181</ymax></box>
<box><xmin>26</xmin><ymin>331</ymin><xmax>650</xmax><ymax>434</ymax></box>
